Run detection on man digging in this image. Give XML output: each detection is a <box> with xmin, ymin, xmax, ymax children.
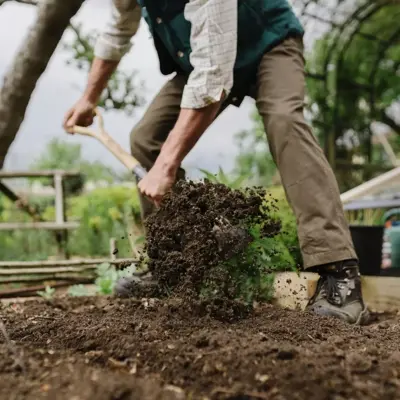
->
<box><xmin>63</xmin><ymin>0</ymin><xmax>369</xmax><ymax>325</ymax></box>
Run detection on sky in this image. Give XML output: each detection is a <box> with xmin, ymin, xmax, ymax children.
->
<box><xmin>0</xmin><ymin>0</ymin><xmax>257</xmax><ymax>178</ymax></box>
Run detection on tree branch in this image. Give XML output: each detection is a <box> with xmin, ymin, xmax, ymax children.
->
<box><xmin>0</xmin><ymin>0</ymin><xmax>85</xmax><ymax>168</ymax></box>
<box><xmin>15</xmin><ymin>0</ymin><xmax>37</xmax><ymax>4</ymax></box>
<box><xmin>0</xmin><ymin>0</ymin><xmax>38</xmax><ymax>6</ymax></box>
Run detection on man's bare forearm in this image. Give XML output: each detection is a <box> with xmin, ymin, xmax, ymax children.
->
<box><xmin>157</xmin><ymin>102</ymin><xmax>222</xmax><ymax>173</ymax></box>
<box><xmin>137</xmin><ymin>101</ymin><xmax>223</xmax><ymax>205</ymax></box>
<box><xmin>82</xmin><ymin>57</ymin><xmax>119</xmax><ymax>103</ymax></box>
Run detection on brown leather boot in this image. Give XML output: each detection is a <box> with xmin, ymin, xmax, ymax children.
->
<box><xmin>306</xmin><ymin>260</ymin><xmax>370</xmax><ymax>325</ymax></box>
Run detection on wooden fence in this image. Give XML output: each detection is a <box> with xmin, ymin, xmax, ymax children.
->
<box><xmin>0</xmin><ymin>170</ymin><xmax>81</xmax><ymax>259</ymax></box>
<box><xmin>0</xmin><ymin>170</ymin><xmax>141</xmax><ymax>298</ymax></box>
<box><xmin>0</xmin><ymin>257</ymin><xmax>138</xmax><ymax>298</ymax></box>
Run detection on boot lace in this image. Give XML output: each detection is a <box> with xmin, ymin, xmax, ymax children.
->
<box><xmin>313</xmin><ymin>272</ymin><xmax>345</xmax><ymax>306</ymax></box>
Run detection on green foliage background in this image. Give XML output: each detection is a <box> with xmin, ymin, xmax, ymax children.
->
<box><xmin>0</xmin><ymin>185</ymin><xmax>142</xmax><ymax>261</ymax></box>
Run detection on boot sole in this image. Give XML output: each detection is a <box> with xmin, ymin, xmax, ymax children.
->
<box><xmin>305</xmin><ymin>302</ymin><xmax>371</xmax><ymax>326</ymax></box>
<box><xmin>354</xmin><ymin>305</ymin><xmax>370</xmax><ymax>326</ymax></box>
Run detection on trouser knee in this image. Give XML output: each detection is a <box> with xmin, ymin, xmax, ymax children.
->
<box><xmin>129</xmin><ymin>125</ymin><xmax>186</xmax><ymax>223</ymax></box>
<box><xmin>264</xmin><ymin>112</ymin><xmax>294</xmax><ymax>166</ymax></box>
<box><xmin>265</xmin><ymin>111</ymin><xmax>322</xmax><ymax>170</ymax></box>
<box><xmin>130</xmin><ymin>128</ymin><xmax>156</xmax><ymax>171</ymax></box>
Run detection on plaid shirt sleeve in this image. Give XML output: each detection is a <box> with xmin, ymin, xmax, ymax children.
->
<box><xmin>181</xmin><ymin>0</ymin><xmax>238</xmax><ymax>109</ymax></box>
<box><xmin>94</xmin><ymin>0</ymin><xmax>141</xmax><ymax>61</ymax></box>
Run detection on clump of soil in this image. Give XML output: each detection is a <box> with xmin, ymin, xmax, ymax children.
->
<box><xmin>1</xmin><ymin>297</ymin><xmax>400</xmax><ymax>400</ymax></box>
<box><xmin>141</xmin><ymin>180</ymin><xmax>281</xmax><ymax>315</ymax></box>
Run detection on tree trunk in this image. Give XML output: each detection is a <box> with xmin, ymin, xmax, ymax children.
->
<box><xmin>0</xmin><ymin>0</ymin><xmax>85</xmax><ymax>168</ymax></box>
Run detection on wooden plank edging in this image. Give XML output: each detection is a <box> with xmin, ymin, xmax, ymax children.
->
<box><xmin>0</xmin><ymin>258</ymin><xmax>137</xmax><ymax>269</ymax></box>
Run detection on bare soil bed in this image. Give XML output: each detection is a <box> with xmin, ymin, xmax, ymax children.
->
<box><xmin>1</xmin><ymin>296</ymin><xmax>400</xmax><ymax>400</ymax></box>
<box><xmin>2</xmin><ymin>182</ymin><xmax>399</xmax><ymax>399</ymax></box>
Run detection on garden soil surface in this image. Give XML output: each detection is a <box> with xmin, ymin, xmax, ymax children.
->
<box><xmin>1</xmin><ymin>181</ymin><xmax>400</xmax><ymax>399</ymax></box>
<box><xmin>1</xmin><ymin>296</ymin><xmax>400</xmax><ymax>400</ymax></box>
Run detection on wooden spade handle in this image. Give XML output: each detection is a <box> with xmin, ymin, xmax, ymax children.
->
<box><xmin>70</xmin><ymin>108</ymin><xmax>146</xmax><ymax>179</ymax></box>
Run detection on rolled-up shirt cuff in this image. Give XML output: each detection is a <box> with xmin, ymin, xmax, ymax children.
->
<box><xmin>94</xmin><ymin>36</ymin><xmax>133</xmax><ymax>61</ymax></box>
<box><xmin>181</xmin><ymin>84</ymin><xmax>228</xmax><ymax>109</ymax></box>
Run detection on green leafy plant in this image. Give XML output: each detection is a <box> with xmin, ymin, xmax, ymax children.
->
<box><xmin>204</xmin><ymin>222</ymin><xmax>297</xmax><ymax>304</ymax></box>
<box><xmin>67</xmin><ymin>186</ymin><xmax>142</xmax><ymax>258</ymax></box>
<box><xmin>199</xmin><ymin>167</ymin><xmax>249</xmax><ymax>189</ymax></box>
<box><xmin>199</xmin><ymin>169</ymin><xmax>299</xmax><ymax>303</ymax></box>
<box><xmin>67</xmin><ymin>264</ymin><xmax>137</xmax><ymax>298</ymax></box>
<box><xmin>37</xmin><ymin>285</ymin><xmax>55</xmax><ymax>300</ymax></box>
<box><xmin>94</xmin><ymin>262</ymin><xmax>137</xmax><ymax>295</ymax></box>
<box><xmin>67</xmin><ymin>284</ymin><xmax>91</xmax><ymax>297</ymax></box>
<box><xmin>94</xmin><ymin>263</ymin><xmax>119</xmax><ymax>295</ymax></box>
<box><xmin>345</xmin><ymin>208</ymin><xmax>385</xmax><ymax>226</ymax></box>
<box><xmin>267</xmin><ymin>186</ymin><xmax>302</xmax><ymax>267</ymax></box>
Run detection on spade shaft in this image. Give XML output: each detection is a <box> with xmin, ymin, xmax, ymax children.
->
<box><xmin>71</xmin><ymin>108</ymin><xmax>147</xmax><ymax>180</ymax></box>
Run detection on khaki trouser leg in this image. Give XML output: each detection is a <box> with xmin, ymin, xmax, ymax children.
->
<box><xmin>130</xmin><ymin>74</ymin><xmax>188</xmax><ymax>221</ymax></box>
<box><xmin>255</xmin><ymin>36</ymin><xmax>357</xmax><ymax>269</ymax></box>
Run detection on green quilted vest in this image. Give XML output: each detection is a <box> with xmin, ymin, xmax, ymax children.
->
<box><xmin>138</xmin><ymin>0</ymin><xmax>304</xmax><ymax>106</ymax></box>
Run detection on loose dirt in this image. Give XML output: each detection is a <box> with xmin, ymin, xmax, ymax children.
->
<box><xmin>1</xmin><ymin>296</ymin><xmax>400</xmax><ymax>400</ymax></box>
<box><xmin>145</xmin><ymin>181</ymin><xmax>272</xmax><ymax>286</ymax></box>
<box><xmin>138</xmin><ymin>181</ymin><xmax>281</xmax><ymax>313</ymax></box>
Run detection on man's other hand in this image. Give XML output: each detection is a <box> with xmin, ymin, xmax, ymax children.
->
<box><xmin>137</xmin><ymin>161</ymin><xmax>177</xmax><ymax>207</ymax></box>
<box><xmin>63</xmin><ymin>97</ymin><xmax>96</xmax><ymax>133</ymax></box>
